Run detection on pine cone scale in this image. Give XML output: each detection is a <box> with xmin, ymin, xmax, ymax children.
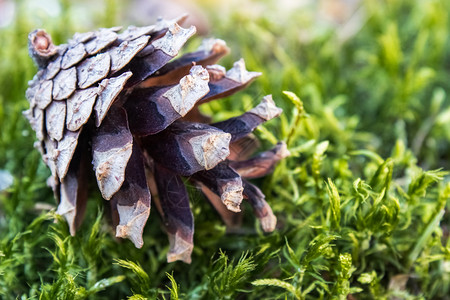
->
<box><xmin>143</xmin><ymin>122</ymin><xmax>231</xmax><ymax>176</ymax></box>
<box><xmin>124</xmin><ymin>66</ymin><xmax>210</xmax><ymax>136</ymax></box>
<box><xmin>23</xmin><ymin>107</ymin><xmax>44</xmax><ymax>141</ymax></box>
<box><xmin>141</xmin><ymin>39</ymin><xmax>229</xmax><ymax>88</ymax></box>
<box><xmin>112</xmin><ymin>143</ymin><xmax>151</xmax><ymax>249</ymax></box>
<box><xmin>56</xmin><ymin>134</ymin><xmax>89</xmax><ymax>236</ymax></box>
<box><xmin>45</xmin><ymin>100</ymin><xmax>66</xmax><ymax>141</ymax></box>
<box><xmin>84</xmin><ymin>28</ymin><xmax>118</xmax><ymax>55</ymax></box>
<box><xmin>117</xmin><ymin>25</ymin><xmax>155</xmax><ymax>41</ymax></box>
<box><xmin>200</xmin><ymin>61</ymin><xmax>261</xmax><ymax>103</ymax></box>
<box><xmin>76</xmin><ymin>52</ymin><xmax>111</xmax><ymax>89</ymax></box>
<box><xmin>109</xmin><ymin>35</ymin><xmax>149</xmax><ymax>74</ymax></box>
<box><xmin>229</xmin><ymin>142</ymin><xmax>290</xmax><ymax>179</ymax></box>
<box><xmin>54</xmin><ymin>129</ymin><xmax>81</xmax><ymax>179</ymax></box>
<box><xmin>94</xmin><ymin>71</ymin><xmax>133</xmax><ymax>127</ymax></box>
<box><xmin>61</xmin><ymin>42</ymin><xmax>87</xmax><ymax>70</ymax></box>
<box><xmin>154</xmin><ymin>163</ymin><xmax>194</xmax><ymax>263</ymax></box>
<box><xmin>192</xmin><ymin>162</ymin><xmax>244</xmax><ymax>212</ymax></box>
<box><xmin>35</xmin><ymin>80</ymin><xmax>53</xmax><ymax>109</ymax></box>
<box><xmin>92</xmin><ymin>106</ymin><xmax>133</xmax><ymax>200</ymax></box>
<box><xmin>52</xmin><ymin>67</ymin><xmax>77</xmax><ymax>100</ymax></box>
<box><xmin>66</xmin><ymin>86</ymin><xmax>98</xmax><ymax>131</ymax></box>
<box><xmin>242</xmin><ymin>180</ymin><xmax>277</xmax><ymax>232</ymax></box>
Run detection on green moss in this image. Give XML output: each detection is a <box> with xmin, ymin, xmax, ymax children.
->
<box><xmin>0</xmin><ymin>0</ymin><xmax>449</xmax><ymax>298</ymax></box>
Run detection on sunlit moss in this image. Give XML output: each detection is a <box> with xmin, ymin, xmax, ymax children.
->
<box><xmin>0</xmin><ymin>0</ymin><xmax>449</xmax><ymax>299</ymax></box>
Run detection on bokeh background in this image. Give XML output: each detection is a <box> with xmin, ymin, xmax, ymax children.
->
<box><xmin>0</xmin><ymin>0</ymin><xmax>449</xmax><ymax>299</ymax></box>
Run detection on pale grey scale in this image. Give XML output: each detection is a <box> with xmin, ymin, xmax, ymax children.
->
<box><xmin>23</xmin><ymin>107</ymin><xmax>44</xmax><ymax>141</ymax></box>
<box><xmin>34</xmin><ymin>108</ymin><xmax>45</xmax><ymax>141</ymax></box>
<box><xmin>91</xmin><ymin>106</ymin><xmax>133</xmax><ymax>200</ymax></box>
<box><xmin>151</xmin><ymin>24</ymin><xmax>196</xmax><ymax>57</ymax></box>
<box><xmin>77</xmin><ymin>52</ymin><xmax>110</xmax><ymax>89</ymax></box>
<box><xmin>35</xmin><ymin>80</ymin><xmax>53</xmax><ymax>109</ymax></box>
<box><xmin>61</xmin><ymin>43</ymin><xmax>87</xmax><ymax>69</ymax></box>
<box><xmin>70</xmin><ymin>31</ymin><xmax>95</xmax><ymax>44</ymax></box>
<box><xmin>54</xmin><ymin>130</ymin><xmax>81</xmax><ymax>179</ymax></box>
<box><xmin>58</xmin><ymin>44</ymin><xmax>69</xmax><ymax>55</ymax></box>
<box><xmin>84</xmin><ymin>29</ymin><xmax>118</xmax><ymax>55</ymax></box>
<box><xmin>108</xmin><ymin>26</ymin><xmax>123</xmax><ymax>32</ymax></box>
<box><xmin>109</xmin><ymin>35</ymin><xmax>149</xmax><ymax>73</ymax></box>
<box><xmin>42</xmin><ymin>55</ymin><xmax>62</xmax><ymax>80</ymax></box>
<box><xmin>52</xmin><ymin>67</ymin><xmax>77</xmax><ymax>100</ymax></box>
<box><xmin>117</xmin><ymin>25</ymin><xmax>155</xmax><ymax>41</ymax></box>
<box><xmin>153</xmin><ymin>14</ymin><xmax>188</xmax><ymax>33</ymax></box>
<box><xmin>43</xmin><ymin>138</ymin><xmax>59</xmax><ymax>179</ymax></box>
<box><xmin>93</xmin><ymin>140</ymin><xmax>133</xmax><ymax>200</ymax></box>
<box><xmin>94</xmin><ymin>71</ymin><xmax>133</xmax><ymax>127</ymax></box>
<box><xmin>45</xmin><ymin>100</ymin><xmax>66</xmax><ymax>141</ymax></box>
<box><xmin>26</xmin><ymin>73</ymin><xmax>41</xmax><ymax>105</ymax></box>
<box><xmin>66</xmin><ymin>86</ymin><xmax>98</xmax><ymax>131</ymax></box>
<box><xmin>134</xmin><ymin>18</ymin><xmax>184</xmax><ymax>58</ymax></box>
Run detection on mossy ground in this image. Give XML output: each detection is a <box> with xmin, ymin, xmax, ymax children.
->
<box><xmin>0</xmin><ymin>0</ymin><xmax>449</xmax><ymax>299</ymax></box>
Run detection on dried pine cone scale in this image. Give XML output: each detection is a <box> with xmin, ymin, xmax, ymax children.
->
<box><xmin>124</xmin><ymin>23</ymin><xmax>197</xmax><ymax>88</ymax></box>
<box><xmin>56</xmin><ymin>130</ymin><xmax>90</xmax><ymax>236</ymax></box>
<box><xmin>153</xmin><ymin>163</ymin><xmax>193</xmax><ymax>263</ymax></box>
<box><xmin>92</xmin><ymin>105</ymin><xmax>133</xmax><ymax>200</ymax></box>
<box><xmin>142</xmin><ymin>121</ymin><xmax>232</xmax><ymax>176</ymax></box>
<box><xmin>111</xmin><ymin>141</ymin><xmax>151</xmax><ymax>248</ymax></box>
<box><xmin>124</xmin><ymin>66</ymin><xmax>211</xmax><ymax>136</ymax></box>
<box><xmin>25</xmin><ymin>16</ymin><xmax>288</xmax><ymax>263</ymax></box>
<box><xmin>141</xmin><ymin>38</ymin><xmax>230</xmax><ymax>87</ymax></box>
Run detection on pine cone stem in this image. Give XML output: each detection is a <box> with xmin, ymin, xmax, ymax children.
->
<box><xmin>28</xmin><ymin>29</ymin><xmax>58</xmax><ymax>68</ymax></box>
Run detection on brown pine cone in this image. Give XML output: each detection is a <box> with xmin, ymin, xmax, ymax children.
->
<box><xmin>24</xmin><ymin>16</ymin><xmax>289</xmax><ymax>263</ymax></box>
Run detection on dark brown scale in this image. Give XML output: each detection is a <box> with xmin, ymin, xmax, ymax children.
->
<box><xmin>154</xmin><ymin>163</ymin><xmax>194</xmax><ymax>263</ymax></box>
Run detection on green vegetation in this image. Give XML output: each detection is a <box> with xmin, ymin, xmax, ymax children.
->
<box><xmin>1</xmin><ymin>0</ymin><xmax>449</xmax><ymax>298</ymax></box>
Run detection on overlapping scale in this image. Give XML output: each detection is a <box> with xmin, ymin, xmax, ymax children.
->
<box><xmin>25</xmin><ymin>17</ymin><xmax>288</xmax><ymax>264</ymax></box>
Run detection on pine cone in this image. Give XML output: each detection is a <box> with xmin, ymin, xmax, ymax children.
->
<box><xmin>24</xmin><ymin>16</ymin><xmax>289</xmax><ymax>263</ymax></box>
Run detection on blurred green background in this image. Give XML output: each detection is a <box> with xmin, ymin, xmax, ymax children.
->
<box><xmin>0</xmin><ymin>0</ymin><xmax>449</xmax><ymax>299</ymax></box>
